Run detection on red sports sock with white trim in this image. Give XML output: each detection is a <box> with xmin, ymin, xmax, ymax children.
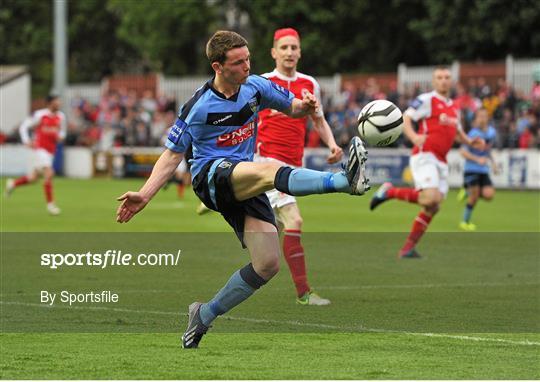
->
<box><xmin>14</xmin><ymin>176</ymin><xmax>30</xmax><ymax>187</ymax></box>
<box><xmin>400</xmin><ymin>212</ymin><xmax>432</xmax><ymax>254</ymax></box>
<box><xmin>387</xmin><ymin>187</ymin><xmax>419</xmax><ymax>203</ymax></box>
<box><xmin>283</xmin><ymin>229</ymin><xmax>310</xmax><ymax>297</ymax></box>
<box><xmin>44</xmin><ymin>180</ymin><xmax>54</xmax><ymax>203</ymax></box>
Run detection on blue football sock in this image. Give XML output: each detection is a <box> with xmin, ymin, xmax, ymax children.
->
<box><xmin>463</xmin><ymin>203</ymin><xmax>474</xmax><ymax>223</ymax></box>
<box><xmin>199</xmin><ymin>270</ymin><xmax>256</xmax><ymax>326</ymax></box>
<box><xmin>287</xmin><ymin>168</ymin><xmax>350</xmax><ymax>195</ymax></box>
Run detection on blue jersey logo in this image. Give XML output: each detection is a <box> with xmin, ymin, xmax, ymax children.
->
<box><xmin>168</xmin><ymin>119</ymin><xmax>187</xmax><ymax>145</ymax></box>
<box><xmin>271</xmin><ymin>82</ymin><xmax>290</xmax><ymax>98</ymax></box>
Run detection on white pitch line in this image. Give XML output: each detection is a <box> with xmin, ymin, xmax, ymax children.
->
<box><xmin>2</xmin><ymin>281</ymin><xmax>537</xmax><ymax>296</ymax></box>
<box><xmin>1</xmin><ymin>300</ymin><xmax>539</xmax><ymax>347</ymax></box>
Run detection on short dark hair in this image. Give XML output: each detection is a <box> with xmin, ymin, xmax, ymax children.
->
<box><xmin>46</xmin><ymin>93</ymin><xmax>59</xmax><ymax>103</ymax></box>
<box><xmin>433</xmin><ymin>65</ymin><xmax>451</xmax><ymax>73</ymax></box>
<box><xmin>206</xmin><ymin>30</ymin><xmax>248</xmax><ymax>64</ymax></box>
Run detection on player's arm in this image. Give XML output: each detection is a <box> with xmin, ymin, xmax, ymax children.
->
<box><xmin>282</xmin><ymin>93</ymin><xmax>319</xmax><ymax>118</ymax></box>
<box><xmin>459</xmin><ymin>146</ymin><xmax>487</xmax><ymax>165</ymax></box>
<box><xmin>310</xmin><ymin>114</ymin><xmax>343</xmax><ymax>164</ymax></box>
<box><xmin>456</xmin><ymin>127</ymin><xmax>485</xmax><ymax>150</ymax></box>
<box><xmin>403</xmin><ymin>96</ymin><xmax>430</xmax><ymax>146</ymax></box>
<box><xmin>116</xmin><ymin>149</ymin><xmax>183</xmax><ymax>223</ymax></box>
<box><xmin>403</xmin><ymin>114</ymin><xmax>426</xmax><ymax>146</ymax></box>
<box><xmin>19</xmin><ymin>113</ymin><xmax>40</xmax><ymax>147</ymax></box>
<box><xmin>58</xmin><ymin>114</ymin><xmax>67</xmax><ymax>142</ymax></box>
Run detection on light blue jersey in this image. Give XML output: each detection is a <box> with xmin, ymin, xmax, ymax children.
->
<box><xmin>165</xmin><ymin>75</ymin><xmax>294</xmax><ymax>179</ymax></box>
<box><xmin>463</xmin><ymin>126</ymin><xmax>496</xmax><ymax>174</ymax></box>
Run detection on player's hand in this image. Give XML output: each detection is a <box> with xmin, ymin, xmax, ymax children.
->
<box><xmin>116</xmin><ymin>191</ymin><xmax>149</xmax><ymax>223</ymax></box>
<box><xmin>326</xmin><ymin>145</ymin><xmax>343</xmax><ymax>164</ymax></box>
<box><xmin>301</xmin><ymin>90</ymin><xmax>319</xmax><ymax>115</ymax></box>
<box><xmin>470</xmin><ymin>137</ymin><xmax>486</xmax><ymax>151</ymax></box>
<box><xmin>412</xmin><ymin>134</ymin><xmax>426</xmax><ymax>146</ymax></box>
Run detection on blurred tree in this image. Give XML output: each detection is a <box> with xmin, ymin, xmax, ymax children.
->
<box><xmin>69</xmin><ymin>0</ymin><xmax>141</xmax><ymax>82</ymax></box>
<box><xmin>0</xmin><ymin>0</ymin><xmax>53</xmax><ymax>97</ymax></box>
<box><xmin>1</xmin><ymin>0</ymin><xmax>539</xmax><ymax>97</ymax></box>
<box><xmin>409</xmin><ymin>0</ymin><xmax>540</xmax><ymax>63</ymax></box>
<box><xmin>235</xmin><ymin>0</ymin><xmax>428</xmax><ymax>75</ymax></box>
<box><xmin>108</xmin><ymin>0</ymin><xmax>219</xmax><ymax>75</ymax></box>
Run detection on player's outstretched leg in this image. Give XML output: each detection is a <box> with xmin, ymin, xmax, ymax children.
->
<box><xmin>231</xmin><ymin>137</ymin><xmax>369</xmax><ymax>202</ymax></box>
<box><xmin>5</xmin><ymin>173</ymin><xmax>37</xmax><ymax>197</ymax></box>
<box><xmin>370</xmin><ymin>182</ymin><xmax>420</xmax><ymax>211</ymax></box>
<box><xmin>273</xmin><ymin>136</ymin><xmax>369</xmax><ymax>197</ymax></box>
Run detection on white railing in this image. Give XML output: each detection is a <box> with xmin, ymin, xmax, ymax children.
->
<box><xmin>397</xmin><ymin>62</ymin><xmax>460</xmax><ymax>93</ymax></box>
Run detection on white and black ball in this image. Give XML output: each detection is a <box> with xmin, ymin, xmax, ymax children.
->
<box><xmin>357</xmin><ymin>100</ymin><xmax>403</xmax><ymax>146</ymax></box>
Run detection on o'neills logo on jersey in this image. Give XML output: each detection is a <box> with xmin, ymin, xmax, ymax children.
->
<box><xmin>217</xmin><ymin>121</ymin><xmax>255</xmax><ymax>147</ymax></box>
<box><xmin>439</xmin><ymin>113</ymin><xmax>458</xmax><ymax>126</ymax></box>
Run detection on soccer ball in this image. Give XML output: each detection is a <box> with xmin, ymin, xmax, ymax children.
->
<box><xmin>357</xmin><ymin>100</ymin><xmax>403</xmax><ymax>146</ymax></box>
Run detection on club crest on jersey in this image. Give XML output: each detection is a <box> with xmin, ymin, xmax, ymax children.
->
<box><xmin>248</xmin><ymin>97</ymin><xmax>258</xmax><ymax>113</ymax></box>
<box><xmin>271</xmin><ymin>81</ymin><xmax>289</xmax><ymax>98</ymax></box>
<box><xmin>167</xmin><ymin>119</ymin><xmax>187</xmax><ymax>145</ymax></box>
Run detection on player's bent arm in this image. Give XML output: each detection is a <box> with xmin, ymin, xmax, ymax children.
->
<box><xmin>460</xmin><ymin>147</ymin><xmax>484</xmax><ymax>164</ymax></box>
<box><xmin>311</xmin><ymin>115</ymin><xmax>338</xmax><ymax>147</ymax></box>
<box><xmin>282</xmin><ymin>95</ymin><xmax>318</xmax><ymax>119</ymax></box>
<box><xmin>311</xmin><ymin>115</ymin><xmax>343</xmax><ymax>163</ymax></box>
<box><xmin>456</xmin><ymin>128</ymin><xmax>485</xmax><ymax>149</ymax></box>
<box><xmin>19</xmin><ymin>116</ymin><xmax>38</xmax><ymax>146</ymax></box>
<box><xmin>403</xmin><ymin>114</ymin><xmax>424</xmax><ymax>146</ymax></box>
<box><xmin>139</xmin><ymin>149</ymin><xmax>184</xmax><ymax>200</ymax></box>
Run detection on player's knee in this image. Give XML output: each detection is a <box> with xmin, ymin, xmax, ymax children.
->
<box><xmin>482</xmin><ymin>189</ymin><xmax>495</xmax><ymax>201</ymax></box>
<box><xmin>256</xmin><ymin>257</ymin><xmax>280</xmax><ymax>279</ymax></box>
<box><xmin>423</xmin><ymin>196</ymin><xmax>440</xmax><ymax>210</ymax></box>
<box><xmin>286</xmin><ymin>214</ymin><xmax>303</xmax><ymax>230</ymax></box>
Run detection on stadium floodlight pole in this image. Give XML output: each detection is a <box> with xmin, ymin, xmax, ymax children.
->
<box><xmin>53</xmin><ymin>0</ymin><xmax>67</xmax><ymax>111</ymax></box>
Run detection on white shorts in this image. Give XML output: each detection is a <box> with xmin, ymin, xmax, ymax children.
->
<box><xmin>253</xmin><ymin>154</ymin><xmax>297</xmax><ymax>209</ymax></box>
<box><xmin>30</xmin><ymin>148</ymin><xmax>54</xmax><ymax>170</ymax></box>
<box><xmin>409</xmin><ymin>152</ymin><xmax>449</xmax><ymax>195</ymax></box>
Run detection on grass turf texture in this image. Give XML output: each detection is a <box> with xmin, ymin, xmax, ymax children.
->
<box><xmin>1</xmin><ymin>177</ymin><xmax>539</xmax><ymax>379</ymax></box>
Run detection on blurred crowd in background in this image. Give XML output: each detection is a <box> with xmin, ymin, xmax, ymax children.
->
<box><xmin>5</xmin><ymin>78</ymin><xmax>540</xmax><ymax>151</ymax></box>
<box><xmin>321</xmin><ymin>78</ymin><xmax>540</xmax><ymax>150</ymax></box>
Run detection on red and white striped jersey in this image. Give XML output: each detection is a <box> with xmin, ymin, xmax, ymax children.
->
<box><xmin>20</xmin><ymin>108</ymin><xmax>67</xmax><ymax>154</ymax></box>
<box><xmin>404</xmin><ymin>91</ymin><xmax>461</xmax><ymax>162</ymax></box>
<box><xmin>256</xmin><ymin>69</ymin><xmax>323</xmax><ymax>166</ymax></box>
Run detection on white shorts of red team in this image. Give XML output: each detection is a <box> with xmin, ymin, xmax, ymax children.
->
<box><xmin>410</xmin><ymin>152</ymin><xmax>449</xmax><ymax>196</ymax></box>
<box><xmin>30</xmin><ymin>148</ymin><xmax>54</xmax><ymax>170</ymax></box>
<box><xmin>253</xmin><ymin>154</ymin><xmax>297</xmax><ymax>209</ymax></box>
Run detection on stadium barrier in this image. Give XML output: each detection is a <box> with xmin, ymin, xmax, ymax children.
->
<box><xmin>1</xmin><ymin>145</ymin><xmax>538</xmax><ymax>189</ymax></box>
<box><xmin>303</xmin><ymin>148</ymin><xmax>540</xmax><ymax>190</ymax></box>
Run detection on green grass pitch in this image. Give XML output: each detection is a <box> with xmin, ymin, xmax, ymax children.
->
<box><xmin>1</xmin><ymin>177</ymin><xmax>539</xmax><ymax>379</ymax></box>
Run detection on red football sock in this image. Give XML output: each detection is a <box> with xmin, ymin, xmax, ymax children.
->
<box><xmin>176</xmin><ymin>183</ymin><xmax>185</xmax><ymax>199</ymax></box>
<box><xmin>283</xmin><ymin>229</ymin><xmax>310</xmax><ymax>297</ymax></box>
<box><xmin>387</xmin><ymin>187</ymin><xmax>419</xmax><ymax>203</ymax></box>
<box><xmin>400</xmin><ymin>212</ymin><xmax>433</xmax><ymax>254</ymax></box>
<box><xmin>14</xmin><ymin>176</ymin><xmax>30</xmax><ymax>187</ymax></box>
<box><xmin>44</xmin><ymin>180</ymin><xmax>54</xmax><ymax>203</ymax></box>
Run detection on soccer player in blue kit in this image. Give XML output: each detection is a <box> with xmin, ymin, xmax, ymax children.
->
<box><xmin>459</xmin><ymin>107</ymin><xmax>497</xmax><ymax>231</ymax></box>
<box><xmin>116</xmin><ymin>31</ymin><xmax>369</xmax><ymax>348</ymax></box>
